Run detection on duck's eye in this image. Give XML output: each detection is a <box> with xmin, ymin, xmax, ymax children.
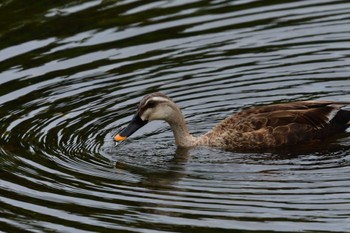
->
<box><xmin>147</xmin><ymin>101</ymin><xmax>156</xmax><ymax>108</ymax></box>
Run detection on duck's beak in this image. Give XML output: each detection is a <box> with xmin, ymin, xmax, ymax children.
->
<box><xmin>114</xmin><ymin>114</ymin><xmax>148</xmax><ymax>142</ymax></box>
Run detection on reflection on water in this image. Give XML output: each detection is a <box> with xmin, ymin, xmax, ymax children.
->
<box><xmin>1</xmin><ymin>0</ymin><xmax>350</xmax><ymax>232</ymax></box>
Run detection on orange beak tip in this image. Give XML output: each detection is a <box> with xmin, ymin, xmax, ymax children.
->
<box><xmin>114</xmin><ymin>134</ymin><xmax>127</xmax><ymax>142</ymax></box>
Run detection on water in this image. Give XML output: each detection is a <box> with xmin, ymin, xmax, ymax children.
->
<box><xmin>1</xmin><ymin>0</ymin><xmax>350</xmax><ymax>232</ymax></box>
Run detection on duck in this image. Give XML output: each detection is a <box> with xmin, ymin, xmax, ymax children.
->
<box><xmin>114</xmin><ymin>92</ymin><xmax>350</xmax><ymax>151</ymax></box>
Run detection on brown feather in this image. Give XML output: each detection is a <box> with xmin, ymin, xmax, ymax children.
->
<box><xmin>206</xmin><ymin>100</ymin><xmax>350</xmax><ymax>150</ymax></box>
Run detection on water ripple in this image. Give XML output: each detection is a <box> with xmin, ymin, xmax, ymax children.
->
<box><xmin>1</xmin><ymin>0</ymin><xmax>350</xmax><ymax>232</ymax></box>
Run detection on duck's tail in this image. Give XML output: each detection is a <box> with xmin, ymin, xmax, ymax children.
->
<box><xmin>332</xmin><ymin>109</ymin><xmax>350</xmax><ymax>129</ymax></box>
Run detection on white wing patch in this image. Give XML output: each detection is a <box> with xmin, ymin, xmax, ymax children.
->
<box><xmin>325</xmin><ymin>106</ymin><xmax>340</xmax><ymax>123</ymax></box>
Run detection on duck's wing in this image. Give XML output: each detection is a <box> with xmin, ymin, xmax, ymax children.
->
<box><xmin>237</xmin><ymin>101</ymin><xmax>350</xmax><ymax>130</ymax></box>
<box><xmin>211</xmin><ymin>101</ymin><xmax>350</xmax><ymax>149</ymax></box>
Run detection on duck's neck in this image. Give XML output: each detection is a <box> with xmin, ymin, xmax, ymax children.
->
<box><xmin>166</xmin><ymin>107</ymin><xmax>208</xmax><ymax>147</ymax></box>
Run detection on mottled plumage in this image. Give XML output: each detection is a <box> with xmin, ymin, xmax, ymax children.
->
<box><xmin>115</xmin><ymin>92</ymin><xmax>350</xmax><ymax>151</ymax></box>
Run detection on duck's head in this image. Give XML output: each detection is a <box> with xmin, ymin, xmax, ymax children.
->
<box><xmin>114</xmin><ymin>92</ymin><xmax>178</xmax><ymax>142</ymax></box>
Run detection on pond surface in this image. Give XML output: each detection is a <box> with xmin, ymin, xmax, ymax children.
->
<box><xmin>1</xmin><ymin>0</ymin><xmax>350</xmax><ymax>232</ymax></box>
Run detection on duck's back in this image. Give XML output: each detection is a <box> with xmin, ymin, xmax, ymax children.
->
<box><xmin>205</xmin><ymin>101</ymin><xmax>350</xmax><ymax>150</ymax></box>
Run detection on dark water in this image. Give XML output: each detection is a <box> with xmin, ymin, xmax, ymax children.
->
<box><xmin>1</xmin><ymin>0</ymin><xmax>350</xmax><ymax>232</ymax></box>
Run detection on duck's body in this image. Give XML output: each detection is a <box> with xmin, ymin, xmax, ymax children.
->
<box><xmin>115</xmin><ymin>92</ymin><xmax>350</xmax><ymax>151</ymax></box>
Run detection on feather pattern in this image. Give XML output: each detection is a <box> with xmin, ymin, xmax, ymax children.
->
<box><xmin>203</xmin><ymin>101</ymin><xmax>350</xmax><ymax>150</ymax></box>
